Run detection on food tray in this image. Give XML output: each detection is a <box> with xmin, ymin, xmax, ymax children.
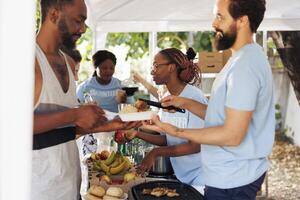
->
<box><xmin>131</xmin><ymin>180</ymin><xmax>204</xmax><ymax>200</ymax></box>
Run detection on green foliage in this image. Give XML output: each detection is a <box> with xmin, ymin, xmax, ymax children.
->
<box><xmin>192</xmin><ymin>31</ymin><xmax>214</xmax><ymax>52</ymax></box>
<box><xmin>106</xmin><ymin>31</ymin><xmax>214</xmax><ymax>60</ymax></box>
<box><xmin>36</xmin><ymin>0</ymin><xmax>41</xmax><ymax>32</ymax></box>
<box><xmin>76</xmin><ymin>28</ymin><xmax>93</xmax><ymax>62</ymax></box>
<box><xmin>106</xmin><ymin>33</ymin><xmax>149</xmax><ymax>60</ymax></box>
<box><xmin>157</xmin><ymin>32</ymin><xmax>188</xmax><ymax>49</ymax></box>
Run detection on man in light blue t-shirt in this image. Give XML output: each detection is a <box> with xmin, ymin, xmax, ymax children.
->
<box><xmin>146</xmin><ymin>0</ymin><xmax>274</xmax><ymax>199</ymax></box>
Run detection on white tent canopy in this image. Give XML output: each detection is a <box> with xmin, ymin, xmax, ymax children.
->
<box><xmin>86</xmin><ymin>0</ymin><xmax>300</xmax><ymax>33</ymax></box>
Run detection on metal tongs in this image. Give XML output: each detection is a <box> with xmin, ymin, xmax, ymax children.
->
<box><xmin>138</xmin><ymin>98</ymin><xmax>185</xmax><ymax>113</ymax></box>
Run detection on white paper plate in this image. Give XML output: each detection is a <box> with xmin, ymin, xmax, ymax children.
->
<box><xmin>121</xmin><ymin>193</ymin><xmax>128</xmax><ymax>200</ymax></box>
<box><xmin>118</xmin><ymin>111</ymin><xmax>158</xmax><ymax>122</ymax></box>
<box><xmin>84</xmin><ymin>193</ymin><xmax>128</xmax><ymax>200</ymax></box>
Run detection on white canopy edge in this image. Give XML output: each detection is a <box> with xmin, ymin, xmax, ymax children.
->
<box><xmin>93</xmin><ymin>19</ymin><xmax>300</xmax><ymax>33</ymax></box>
<box><xmin>85</xmin><ymin>0</ymin><xmax>300</xmax><ymax>33</ymax></box>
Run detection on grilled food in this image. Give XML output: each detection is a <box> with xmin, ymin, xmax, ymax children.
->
<box><xmin>134</xmin><ymin>100</ymin><xmax>149</xmax><ymax>111</ymax></box>
<box><xmin>142</xmin><ymin>187</ymin><xmax>180</xmax><ymax>198</ymax></box>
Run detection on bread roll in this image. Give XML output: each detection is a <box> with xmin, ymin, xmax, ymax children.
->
<box><xmin>106</xmin><ymin>186</ymin><xmax>124</xmax><ymax>198</ymax></box>
<box><xmin>86</xmin><ymin>193</ymin><xmax>102</xmax><ymax>200</ymax></box>
<box><xmin>88</xmin><ymin>185</ymin><xmax>105</xmax><ymax>197</ymax></box>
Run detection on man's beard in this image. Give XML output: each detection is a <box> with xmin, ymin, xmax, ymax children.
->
<box><xmin>214</xmin><ymin>24</ymin><xmax>237</xmax><ymax>51</ymax></box>
<box><xmin>58</xmin><ymin>17</ymin><xmax>76</xmax><ymax>49</ymax></box>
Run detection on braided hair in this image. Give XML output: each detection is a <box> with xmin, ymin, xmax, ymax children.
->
<box><xmin>159</xmin><ymin>47</ymin><xmax>200</xmax><ymax>85</ymax></box>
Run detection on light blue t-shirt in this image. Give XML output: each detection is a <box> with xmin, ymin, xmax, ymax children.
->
<box><xmin>202</xmin><ymin>43</ymin><xmax>275</xmax><ymax>189</ymax></box>
<box><xmin>161</xmin><ymin>84</ymin><xmax>208</xmax><ymax>186</ymax></box>
<box><xmin>76</xmin><ymin>76</ymin><xmax>122</xmax><ymax>112</ymax></box>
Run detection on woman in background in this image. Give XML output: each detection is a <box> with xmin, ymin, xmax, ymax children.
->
<box><xmin>77</xmin><ymin>50</ymin><xmax>126</xmax><ymax>113</ymax></box>
<box><xmin>77</xmin><ymin>50</ymin><xmax>126</xmax><ymax>155</ymax></box>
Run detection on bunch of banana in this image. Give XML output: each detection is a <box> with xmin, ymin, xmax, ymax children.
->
<box><xmin>104</xmin><ymin>151</ymin><xmax>116</xmax><ymax>166</ymax></box>
<box><xmin>96</xmin><ymin>151</ymin><xmax>133</xmax><ymax>175</ymax></box>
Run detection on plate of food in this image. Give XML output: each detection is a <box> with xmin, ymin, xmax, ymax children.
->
<box><xmin>119</xmin><ymin>100</ymin><xmax>158</xmax><ymax>122</ymax></box>
<box><xmin>104</xmin><ymin>100</ymin><xmax>157</xmax><ymax>122</ymax></box>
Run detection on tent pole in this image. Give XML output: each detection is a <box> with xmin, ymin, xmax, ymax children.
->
<box><xmin>149</xmin><ymin>31</ymin><xmax>157</xmax><ymax>76</ymax></box>
<box><xmin>263</xmin><ymin>31</ymin><xmax>268</xmax><ymax>57</ymax></box>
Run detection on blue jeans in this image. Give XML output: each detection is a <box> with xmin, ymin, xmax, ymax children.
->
<box><xmin>204</xmin><ymin>173</ymin><xmax>266</xmax><ymax>200</ymax></box>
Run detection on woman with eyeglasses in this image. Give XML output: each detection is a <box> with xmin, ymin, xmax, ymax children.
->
<box><xmin>125</xmin><ymin>47</ymin><xmax>207</xmax><ymax>193</ymax></box>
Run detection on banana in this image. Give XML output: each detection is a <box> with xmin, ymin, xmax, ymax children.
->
<box><xmin>100</xmin><ymin>161</ymin><xmax>110</xmax><ymax>174</ymax></box>
<box><xmin>110</xmin><ymin>159</ymin><xmax>120</xmax><ymax>168</ymax></box>
<box><xmin>123</xmin><ymin>156</ymin><xmax>132</xmax><ymax>171</ymax></box>
<box><xmin>104</xmin><ymin>151</ymin><xmax>116</xmax><ymax>166</ymax></box>
<box><xmin>109</xmin><ymin>160</ymin><xmax>126</xmax><ymax>175</ymax></box>
<box><xmin>93</xmin><ymin>160</ymin><xmax>102</xmax><ymax>171</ymax></box>
<box><xmin>90</xmin><ymin>152</ymin><xmax>96</xmax><ymax>160</ymax></box>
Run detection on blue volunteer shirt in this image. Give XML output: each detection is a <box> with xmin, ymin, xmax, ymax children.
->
<box><xmin>161</xmin><ymin>84</ymin><xmax>208</xmax><ymax>186</ymax></box>
<box><xmin>202</xmin><ymin>43</ymin><xmax>275</xmax><ymax>189</ymax></box>
<box><xmin>76</xmin><ymin>76</ymin><xmax>122</xmax><ymax>112</ymax></box>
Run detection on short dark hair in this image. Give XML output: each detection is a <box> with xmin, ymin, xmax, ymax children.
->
<box><xmin>40</xmin><ymin>0</ymin><xmax>75</xmax><ymax>23</ymax></box>
<box><xmin>228</xmin><ymin>0</ymin><xmax>266</xmax><ymax>33</ymax></box>
<box><xmin>92</xmin><ymin>50</ymin><xmax>117</xmax><ymax>67</ymax></box>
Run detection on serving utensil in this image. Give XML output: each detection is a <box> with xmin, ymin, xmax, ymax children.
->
<box><xmin>138</xmin><ymin>98</ymin><xmax>185</xmax><ymax>113</ymax></box>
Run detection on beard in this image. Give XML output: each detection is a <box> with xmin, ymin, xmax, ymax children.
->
<box><xmin>58</xmin><ymin>17</ymin><xmax>76</xmax><ymax>49</ymax></box>
<box><xmin>214</xmin><ymin>23</ymin><xmax>237</xmax><ymax>51</ymax></box>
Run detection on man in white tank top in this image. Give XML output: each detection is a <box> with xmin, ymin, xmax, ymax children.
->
<box><xmin>33</xmin><ymin>0</ymin><xmax>140</xmax><ymax>199</ymax></box>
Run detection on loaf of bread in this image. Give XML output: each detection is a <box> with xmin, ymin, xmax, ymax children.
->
<box><xmin>106</xmin><ymin>186</ymin><xmax>124</xmax><ymax>198</ymax></box>
<box><xmin>88</xmin><ymin>185</ymin><xmax>105</xmax><ymax>197</ymax></box>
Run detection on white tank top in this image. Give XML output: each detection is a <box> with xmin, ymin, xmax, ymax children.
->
<box><xmin>31</xmin><ymin>44</ymin><xmax>81</xmax><ymax>200</ymax></box>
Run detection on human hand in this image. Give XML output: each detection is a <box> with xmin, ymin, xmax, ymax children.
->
<box><xmin>74</xmin><ymin>104</ymin><xmax>107</xmax><ymax>130</ymax></box>
<box><xmin>100</xmin><ymin>117</ymin><xmax>142</xmax><ymax>132</ymax></box>
<box><xmin>138</xmin><ymin>149</ymin><xmax>157</xmax><ymax>174</ymax></box>
<box><xmin>114</xmin><ymin>129</ymin><xmax>137</xmax><ymax>144</ymax></box>
<box><xmin>141</xmin><ymin>116</ymin><xmax>165</xmax><ymax>133</ymax></box>
<box><xmin>160</xmin><ymin>95</ymin><xmax>187</xmax><ymax>113</ymax></box>
<box><xmin>124</xmin><ymin>129</ymin><xmax>138</xmax><ymax>141</ymax></box>
<box><xmin>132</xmin><ymin>72</ymin><xmax>143</xmax><ymax>83</ymax></box>
<box><xmin>142</xmin><ymin>116</ymin><xmax>179</xmax><ymax>137</ymax></box>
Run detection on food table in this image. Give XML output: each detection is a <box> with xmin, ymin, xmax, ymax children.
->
<box><xmin>82</xmin><ymin>151</ymin><xmax>202</xmax><ymax>200</ymax></box>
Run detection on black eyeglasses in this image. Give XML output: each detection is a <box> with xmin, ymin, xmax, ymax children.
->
<box><xmin>152</xmin><ymin>62</ymin><xmax>171</xmax><ymax>69</ymax></box>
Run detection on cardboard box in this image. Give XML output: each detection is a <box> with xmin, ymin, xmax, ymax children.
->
<box><xmin>198</xmin><ymin>50</ymin><xmax>231</xmax><ymax>73</ymax></box>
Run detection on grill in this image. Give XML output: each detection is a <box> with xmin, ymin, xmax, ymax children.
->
<box><xmin>131</xmin><ymin>180</ymin><xmax>204</xmax><ymax>200</ymax></box>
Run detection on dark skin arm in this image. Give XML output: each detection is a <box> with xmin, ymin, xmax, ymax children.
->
<box><xmin>124</xmin><ymin>129</ymin><xmax>200</xmax><ymax>173</ymax></box>
<box><xmin>77</xmin><ymin>118</ymin><xmax>142</xmax><ymax>135</ymax></box>
<box><xmin>139</xmin><ymin>141</ymin><xmax>200</xmax><ymax>173</ymax></box>
<box><xmin>125</xmin><ymin>129</ymin><xmax>167</xmax><ymax>146</ymax></box>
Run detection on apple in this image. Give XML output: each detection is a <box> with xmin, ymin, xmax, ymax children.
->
<box><xmin>114</xmin><ymin>130</ymin><xmax>126</xmax><ymax>144</ymax></box>
<box><xmin>100</xmin><ymin>150</ymin><xmax>110</xmax><ymax>160</ymax></box>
